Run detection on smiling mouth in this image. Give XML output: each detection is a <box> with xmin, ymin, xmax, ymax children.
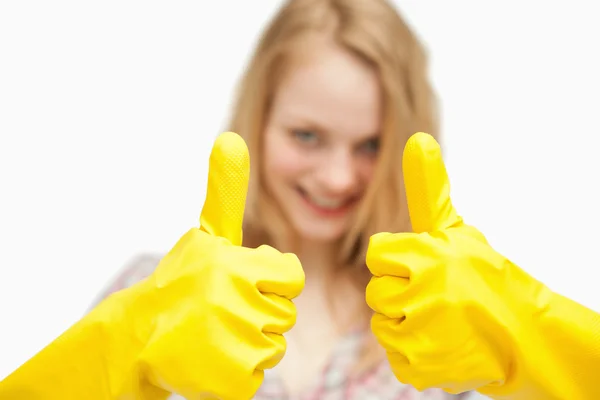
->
<box><xmin>296</xmin><ymin>187</ymin><xmax>359</xmax><ymax>216</ymax></box>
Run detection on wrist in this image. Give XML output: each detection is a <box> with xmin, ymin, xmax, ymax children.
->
<box><xmin>89</xmin><ymin>279</ymin><xmax>166</xmax><ymax>397</ymax></box>
<box><xmin>480</xmin><ymin>282</ymin><xmax>598</xmax><ymax>399</ymax></box>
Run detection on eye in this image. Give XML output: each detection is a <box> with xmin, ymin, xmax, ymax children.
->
<box><xmin>359</xmin><ymin>137</ymin><xmax>380</xmax><ymax>155</ymax></box>
<box><xmin>291</xmin><ymin>129</ymin><xmax>319</xmax><ymax>145</ymax></box>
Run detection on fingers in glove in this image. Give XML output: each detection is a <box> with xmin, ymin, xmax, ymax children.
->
<box><xmin>365</xmin><ymin>275</ymin><xmax>410</xmax><ymax>318</ymax></box>
<box><xmin>236</xmin><ymin>245</ymin><xmax>305</xmax><ymax>300</ymax></box>
<box><xmin>366</xmin><ymin>231</ymin><xmax>444</xmax><ymax>280</ymax></box>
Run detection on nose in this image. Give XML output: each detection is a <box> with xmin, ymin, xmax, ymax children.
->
<box><xmin>315</xmin><ymin>149</ymin><xmax>358</xmax><ymax>196</ymax></box>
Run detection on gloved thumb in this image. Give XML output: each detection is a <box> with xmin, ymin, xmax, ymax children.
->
<box><xmin>199</xmin><ymin>131</ymin><xmax>250</xmax><ymax>246</ymax></box>
<box><xmin>402</xmin><ymin>132</ymin><xmax>462</xmax><ymax>233</ymax></box>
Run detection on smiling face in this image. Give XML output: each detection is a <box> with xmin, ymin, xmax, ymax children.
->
<box><xmin>262</xmin><ymin>41</ymin><xmax>382</xmax><ymax>243</ymax></box>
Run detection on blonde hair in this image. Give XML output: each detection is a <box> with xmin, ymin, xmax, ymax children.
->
<box><xmin>228</xmin><ymin>0</ymin><xmax>439</xmax><ymax>369</ymax></box>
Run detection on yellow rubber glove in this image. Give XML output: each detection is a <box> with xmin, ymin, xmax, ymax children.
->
<box><xmin>0</xmin><ymin>131</ymin><xmax>305</xmax><ymax>400</ymax></box>
<box><xmin>365</xmin><ymin>132</ymin><xmax>600</xmax><ymax>400</ymax></box>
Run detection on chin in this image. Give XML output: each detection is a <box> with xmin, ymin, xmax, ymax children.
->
<box><xmin>296</xmin><ymin>224</ymin><xmax>347</xmax><ymax>243</ymax></box>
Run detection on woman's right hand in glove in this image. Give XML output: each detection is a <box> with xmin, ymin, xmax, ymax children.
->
<box><xmin>0</xmin><ymin>131</ymin><xmax>305</xmax><ymax>400</ymax></box>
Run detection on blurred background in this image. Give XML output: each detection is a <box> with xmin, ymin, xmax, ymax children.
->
<box><xmin>0</xmin><ymin>0</ymin><xmax>599</xmax><ymax>387</ymax></box>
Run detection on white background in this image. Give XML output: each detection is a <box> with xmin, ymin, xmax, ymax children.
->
<box><xmin>1</xmin><ymin>0</ymin><xmax>599</xmax><ymax>386</ymax></box>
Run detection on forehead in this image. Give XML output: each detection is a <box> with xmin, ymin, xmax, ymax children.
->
<box><xmin>272</xmin><ymin>43</ymin><xmax>382</xmax><ymax>141</ymax></box>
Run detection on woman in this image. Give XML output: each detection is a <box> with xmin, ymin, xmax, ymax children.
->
<box><xmin>94</xmin><ymin>0</ymin><xmax>466</xmax><ymax>398</ymax></box>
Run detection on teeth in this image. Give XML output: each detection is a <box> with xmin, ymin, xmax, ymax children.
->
<box><xmin>308</xmin><ymin>195</ymin><xmax>346</xmax><ymax>209</ymax></box>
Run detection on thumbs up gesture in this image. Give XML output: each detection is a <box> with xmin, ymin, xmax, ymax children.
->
<box><xmin>132</xmin><ymin>132</ymin><xmax>305</xmax><ymax>399</ymax></box>
<box><xmin>365</xmin><ymin>133</ymin><xmax>556</xmax><ymax>397</ymax></box>
<box><xmin>0</xmin><ymin>132</ymin><xmax>304</xmax><ymax>400</ymax></box>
